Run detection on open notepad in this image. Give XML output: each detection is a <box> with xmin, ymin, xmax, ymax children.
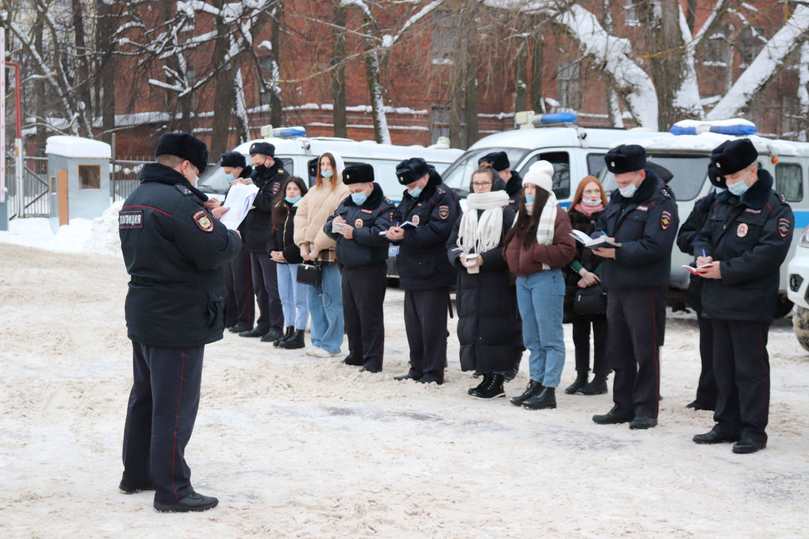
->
<box><xmin>569</xmin><ymin>230</ymin><xmax>622</xmax><ymax>249</ymax></box>
<box><xmin>377</xmin><ymin>221</ymin><xmax>417</xmax><ymax>236</ymax></box>
<box><xmin>219</xmin><ymin>183</ymin><xmax>259</xmax><ymax>231</ymax></box>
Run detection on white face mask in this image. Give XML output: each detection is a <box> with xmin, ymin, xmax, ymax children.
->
<box><xmin>582</xmin><ymin>196</ymin><xmax>601</xmax><ymax>207</ymax></box>
<box><xmin>618</xmin><ymin>184</ymin><xmax>637</xmax><ymax>198</ymax></box>
<box><xmin>321</xmin><ymin>169</ymin><xmax>333</xmax><ymax>179</ymax></box>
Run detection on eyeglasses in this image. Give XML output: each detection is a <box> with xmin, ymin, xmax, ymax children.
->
<box><xmin>471</xmin><ymin>181</ymin><xmax>491</xmax><ymax>187</ymax></box>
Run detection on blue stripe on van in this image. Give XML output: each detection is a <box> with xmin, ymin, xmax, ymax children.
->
<box><xmin>559</xmin><ymin>200</ymin><xmax>571</xmax><ymax>209</ymax></box>
<box><xmin>794</xmin><ymin>210</ymin><xmax>809</xmax><ymax>229</ymax></box>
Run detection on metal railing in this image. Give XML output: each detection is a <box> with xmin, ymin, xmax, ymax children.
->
<box><xmin>111</xmin><ymin>159</ymin><xmax>149</xmax><ymax>202</ymax></box>
<box><xmin>4</xmin><ymin>156</ymin><xmax>50</xmax><ymax>219</ymax></box>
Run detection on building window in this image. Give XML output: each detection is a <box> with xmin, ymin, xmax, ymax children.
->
<box><xmin>557</xmin><ymin>62</ymin><xmax>581</xmax><ymax>110</ymax></box>
<box><xmin>431</xmin><ymin>9</ymin><xmax>458</xmax><ymax>65</ymax></box>
<box><xmin>519</xmin><ymin>151</ymin><xmax>571</xmax><ymax>199</ymax></box>
<box><xmin>704</xmin><ymin>27</ymin><xmax>729</xmax><ymax>66</ymax></box>
<box><xmin>79</xmin><ymin>165</ymin><xmax>101</xmax><ymax>190</ymax></box>
<box><xmin>776</xmin><ymin>163</ymin><xmax>804</xmax><ymax>202</ymax></box>
<box><xmin>739</xmin><ymin>26</ymin><xmax>765</xmax><ymax>67</ymax></box>
<box><xmin>430</xmin><ymin>106</ymin><xmax>450</xmax><ymax>144</ymax></box>
<box><xmin>625</xmin><ymin>0</ymin><xmax>639</xmax><ymax>27</ymax></box>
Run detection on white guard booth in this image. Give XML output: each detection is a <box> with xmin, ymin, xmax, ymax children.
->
<box><xmin>46</xmin><ymin>136</ymin><xmax>112</xmax><ymax>227</ymax></box>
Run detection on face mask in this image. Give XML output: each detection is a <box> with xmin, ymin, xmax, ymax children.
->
<box><xmin>224</xmin><ymin>173</ymin><xmax>235</xmax><ymax>182</ymax></box>
<box><xmin>582</xmin><ymin>196</ymin><xmax>601</xmax><ymax>207</ymax></box>
<box><xmin>728</xmin><ymin>180</ymin><xmax>749</xmax><ymax>197</ymax></box>
<box><xmin>351</xmin><ymin>192</ymin><xmax>368</xmax><ymax>205</ymax></box>
<box><xmin>285</xmin><ymin>195</ymin><xmax>302</xmax><ymax>205</ymax></box>
<box><xmin>524</xmin><ymin>194</ymin><xmax>535</xmax><ymax>205</ymax></box>
<box><xmin>408</xmin><ymin>186</ymin><xmax>423</xmax><ymax>198</ymax></box>
<box><xmin>618</xmin><ymin>184</ymin><xmax>637</xmax><ymax>198</ymax></box>
<box><xmin>321</xmin><ymin>169</ymin><xmax>333</xmax><ymax>179</ymax></box>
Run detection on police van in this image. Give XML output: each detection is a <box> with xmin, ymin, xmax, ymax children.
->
<box><xmin>199</xmin><ymin>126</ymin><xmax>463</xmax><ymax>202</ymax></box>
<box><xmin>787</xmin><ymin>231</ymin><xmax>809</xmax><ymax>351</ymax></box>
<box><xmin>441</xmin><ymin>114</ymin><xmax>809</xmax><ymax>317</ymax></box>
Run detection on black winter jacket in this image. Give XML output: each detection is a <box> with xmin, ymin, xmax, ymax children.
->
<box><xmin>325</xmin><ymin>183</ymin><xmax>395</xmax><ymax>269</ymax></box>
<box><xmin>242</xmin><ymin>161</ymin><xmax>287</xmax><ymax>252</ymax></box>
<box><xmin>119</xmin><ymin>163</ymin><xmax>241</xmax><ymax>347</ymax></box>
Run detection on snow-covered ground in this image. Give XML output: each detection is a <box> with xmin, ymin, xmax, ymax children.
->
<box><xmin>1</xmin><ymin>230</ymin><xmax>808</xmax><ymax>537</ymax></box>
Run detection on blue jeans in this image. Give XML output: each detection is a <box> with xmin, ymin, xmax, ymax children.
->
<box><xmin>276</xmin><ymin>263</ymin><xmax>310</xmax><ymax>330</ymax></box>
<box><xmin>307</xmin><ymin>263</ymin><xmax>344</xmax><ymax>353</ymax></box>
<box><xmin>516</xmin><ymin>270</ymin><xmax>566</xmax><ymax>387</ymax></box>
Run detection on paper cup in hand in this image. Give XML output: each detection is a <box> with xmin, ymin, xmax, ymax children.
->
<box><xmin>465</xmin><ymin>254</ymin><xmax>480</xmax><ymax>274</ymax></box>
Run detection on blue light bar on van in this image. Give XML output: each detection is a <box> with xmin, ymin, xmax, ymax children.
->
<box><xmin>670</xmin><ymin>119</ymin><xmax>757</xmax><ymax>136</ymax></box>
<box><xmin>272</xmin><ymin>126</ymin><xmax>307</xmax><ymax>138</ymax></box>
<box><xmin>535</xmin><ymin>112</ymin><xmax>578</xmax><ymax>125</ymax></box>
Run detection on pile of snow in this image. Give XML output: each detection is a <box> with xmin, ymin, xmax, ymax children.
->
<box><xmin>0</xmin><ymin>201</ymin><xmax>122</xmax><ymax>256</ymax></box>
<box><xmin>45</xmin><ymin>136</ymin><xmax>112</xmax><ymax>159</ymax></box>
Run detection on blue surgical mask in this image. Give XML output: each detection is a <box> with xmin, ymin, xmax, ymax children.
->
<box><xmin>285</xmin><ymin>195</ymin><xmax>302</xmax><ymax>205</ymax></box>
<box><xmin>408</xmin><ymin>186</ymin><xmax>423</xmax><ymax>198</ymax></box>
<box><xmin>224</xmin><ymin>173</ymin><xmax>235</xmax><ymax>182</ymax></box>
<box><xmin>351</xmin><ymin>192</ymin><xmax>368</xmax><ymax>205</ymax></box>
<box><xmin>524</xmin><ymin>194</ymin><xmax>535</xmax><ymax>205</ymax></box>
<box><xmin>321</xmin><ymin>169</ymin><xmax>334</xmax><ymax>179</ymax></box>
<box><xmin>618</xmin><ymin>184</ymin><xmax>638</xmax><ymax>198</ymax></box>
<box><xmin>728</xmin><ymin>180</ymin><xmax>749</xmax><ymax>197</ymax></box>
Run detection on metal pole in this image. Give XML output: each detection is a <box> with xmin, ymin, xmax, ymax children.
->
<box><xmin>0</xmin><ymin>27</ymin><xmax>7</xmax><ymax>231</ymax></box>
<box><xmin>5</xmin><ymin>61</ymin><xmax>22</xmax><ymax>219</ymax></box>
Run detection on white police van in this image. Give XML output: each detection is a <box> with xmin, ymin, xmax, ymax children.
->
<box><xmin>199</xmin><ymin>126</ymin><xmax>463</xmax><ymax>202</ymax></box>
<box><xmin>787</xmin><ymin>231</ymin><xmax>809</xmax><ymax>351</ymax></box>
<box><xmin>442</xmin><ymin>114</ymin><xmax>809</xmax><ymax>316</ymax></box>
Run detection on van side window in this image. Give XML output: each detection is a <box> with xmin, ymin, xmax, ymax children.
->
<box><xmin>519</xmin><ymin>151</ymin><xmax>571</xmax><ymax>199</ymax></box>
<box><xmin>775</xmin><ymin>163</ymin><xmax>803</xmax><ymax>202</ymax></box>
<box><xmin>587</xmin><ymin>153</ymin><xmax>606</xmax><ymax>177</ymax></box>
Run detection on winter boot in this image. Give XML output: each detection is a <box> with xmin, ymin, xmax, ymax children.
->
<box><xmin>274</xmin><ymin>326</ymin><xmax>295</xmax><ymax>347</ymax></box>
<box><xmin>280</xmin><ymin>330</ymin><xmax>305</xmax><ymax>350</ymax></box>
<box><xmin>580</xmin><ymin>374</ymin><xmax>609</xmax><ymax>395</ymax></box>
<box><xmin>260</xmin><ymin>327</ymin><xmax>284</xmax><ymax>343</ymax></box>
<box><xmin>470</xmin><ymin>374</ymin><xmax>505</xmax><ymax>399</ymax></box>
<box><xmin>523</xmin><ymin>387</ymin><xmax>557</xmax><ymax>410</ymax></box>
<box><xmin>510</xmin><ymin>380</ymin><xmax>543</xmax><ymax>406</ymax></box>
<box><xmin>564</xmin><ymin>371</ymin><xmax>589</xmax><ymax>395</ymax></box>
<box><xmin>468</xmin><ymin>374</ymin><xmax>492</xmax><ymax>396</ymax></box>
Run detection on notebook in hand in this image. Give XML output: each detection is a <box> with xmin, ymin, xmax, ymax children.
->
<box><xmin>569</xmin><ymin>230</ymin><xmax>622</xmax><ymax>249</ymax></box>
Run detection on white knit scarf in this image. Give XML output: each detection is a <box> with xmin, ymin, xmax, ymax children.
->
<box><xmin>526</xmin><ymin>190</ymin><xmax>558</xmax><ymax>270</ymax></box>
<box><xmin>457</xmin><ymin>190</ymin><xmax>510</xmax><ymax>255</ymax></box>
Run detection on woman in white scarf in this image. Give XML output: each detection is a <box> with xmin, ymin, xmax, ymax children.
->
<box><xmin>503</xmin><ymin>160</ymin><xmax>576</xmax><ymax>410</ymax></box>
<box><xmin>448</xmin><ymin>168</ymin><xmax>522</xmax><ymax>400</ymax></box>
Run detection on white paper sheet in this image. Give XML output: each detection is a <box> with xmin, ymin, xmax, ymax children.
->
<box><xmin>219</xmin><ymin>183</ymin><xmax>259</xmax><ymax>231</ymax></box>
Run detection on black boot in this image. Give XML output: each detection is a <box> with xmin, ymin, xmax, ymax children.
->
<box><xmin>154</xmin><ymin>491</ymin><xmax>219</xmax><ymax>513</ymax></box>
<box><xmin>470</xmin><ymin>374</ymin><xmax>505</xmax><ymax>399</ymax></box>
<box><xmin>260</xmin><ymin>327</ymin><xmax>284</xmax><ymax>343</ymax></box>
<box><xmin>229</xmin><ymin>322</ymin><xmax>252</xmax><ymax>333</ymax></box>
<box><xmin>564</xmin><ymin>371</ymin><xmax>589</xmax><ymax>395</ymax></box>
<box><xmin>280</xmin><ymin>329</ymin><xmax>305</xmax><ymax>349</ymax></box>
<box><xmin>395</xmin><ymin>370</ymin><xmax>422</xmax><ymax>382</ymax></box>
<box><xmin>592</xmin><ymin>405</ymin><xmax>633</xmax><ymax>425</ymax></box>
<box><xmin>274</xmin><ymin>326</ymin><xmax>295</xmax><ymax>347</ymax></box>
<box><xmin>523</xmin><ymin>387</ymin><xmax>556</xmax><ymax>410</ymax></box>
<box><xmin>580</xmin><ymin>374</ymin><xmax>608</xmax><ymax>395</ymax></box>
<box><xmin>239</xmin><ymin>326</ymin><xmax>268</xmax><ymax>338</ymax></box>
<box><xmin>510</xmin><ymin>380</ymin><xmax>543</xmax><ymax>406</ymax></box>
<box><xmin>467</xmin><ymin>374</ymin><xmax>492</xmax><ymax>396</ymax></box>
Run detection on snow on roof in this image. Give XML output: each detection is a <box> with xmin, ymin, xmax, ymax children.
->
<box><xmin>231</xmin><ymin>137</ymin><xmax>463</xmax><ymax>163</ymax></box>
<box><xmin>46</xmin><ymin>136</ymin><xmax>112</xmax><ymax>159</ymax></box>
<box><xmin>468</xmin><ymin>127</ymin><xmax>663</xmax><ymax>151</ymax></box>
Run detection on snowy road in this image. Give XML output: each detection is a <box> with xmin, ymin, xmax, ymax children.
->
<box><xmin>1</xmin><ymin>243</ymin><xmax>808</xmax><ymax>538</ymax></box>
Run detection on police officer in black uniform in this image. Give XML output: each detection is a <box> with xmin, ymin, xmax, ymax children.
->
<box><xmin>220</xmin><ymin>151</ymin><xmax>255</xmax><ymax>333</ymax></box>
<box><xmin>119</xmin><ymin>133</ymin><xmax>241</xmax><ymax>512</ymax></box>
<box><xmin>691</xmin><ymin>139</ymin><xmax>794</xmax><ymax>454</ymax></box>
<box><xmin>478</xmin><ymin>151</ymin><xmax>523</xmax><ymax>208</ymax></box>
<box><xmin>239</xmin><ymin>142</ymin><xmax>287</xmax><ymax>342</ymax></box>
<box><xmin>324</xmin><ymin>163</ymin><xmax>395</xmax><ymax>373</ymax></box>
<box><xmin>388</xmin><ymin>158</ymin><xmax>460</xmax><ymax>385</ymax></box>
<box><xmin>591</xmin><ymin>145</ymin><xmax>678</xmax><ymax>430</ymax></box>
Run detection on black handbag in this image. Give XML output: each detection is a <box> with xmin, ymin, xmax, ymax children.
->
<box><xmin>573</xmin><ymin>284</ymin><xmax>607</xmax><ymax>316</ymax></box>
<box><xmin>296</xmin><ymin>263</ymin><xmax>322</xmax><ymax>286</ymax></box>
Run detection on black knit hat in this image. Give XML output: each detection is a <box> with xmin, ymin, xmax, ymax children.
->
<box><xmin>478</xmin><ymin>151</ymin><xmax>510</xmax><ymax>171</ymax></box>
<box><xmin>396</xmin><ymin>157</ymin><xmax>430</xmax><ymax>185</ymax></box>
<box><xmin>155</xmin><ymin>132</ymin><xmax>208</xmax><ymax>174</ymax></box>
<box><xmin>343</xmin><ymin>163</ymin><xmax>375</xmax><ymax>185</ymax></box>
<box><xmin>710</xmin><ymin>139</ymin><xmax>758</xmax><ymax>185</ymax></box>
<box><xmin>249</xmin><ymin>141</ymin><xmax>275</xmax><ymax>157</ymax></box>
<box><xmin>605</xmin><ymin>144</ymin><xmax>647</xmax><ymax>174</ymax></box>
<box><xmin>220</xmin><ymin>151</ymin><xmax>246</xmax><ymax>168</ymax></box>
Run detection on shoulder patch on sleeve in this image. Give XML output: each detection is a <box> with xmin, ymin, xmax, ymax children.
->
<box><xmin>660</xmin><ymin>210</ymin><xmax>673</xmax><ymax>231</ymax></box>
<box><xmin>175</xmin><ymin>184</ymin><xmax>193</xmax><ymax>195</ymax></box>
<box><xmin>193</xmin><ymin>210</ymin><xmax>214</xmax><ymax>233</ymax></box>
<box><xmin>438</xmin><ymin>205</ymin><xmax>450</xmax><ymax>220</ymax></box>
<box><xmin>118</xmin><ymin>209</ymin><xmax>143</xmax><ymax>229</ymax></box>
<box><xmin>778</xmin><ymin>217</ymin><xmax>792</xmax><ymax>239</ymax></box>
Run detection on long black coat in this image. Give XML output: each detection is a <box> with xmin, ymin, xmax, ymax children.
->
<box><xmin>447</xmin><ymin>205</ymin><xmax>522</xmax><ymax>374</ymax></box>
<box><xmin>242</xmin><ymin>161</ymin><xmax>287</xmax><ymax>253</ymax></box>
<box><xmin>564</xmin><ymin>206</ymin><xmax>605</xmax><ymax>321</ymax></box>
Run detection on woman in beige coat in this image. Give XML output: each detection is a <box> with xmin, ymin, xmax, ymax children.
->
<box><xmin>294</xmin><ymin>152</ymin><xmax>350</xmax><ymax>357</ymax></box>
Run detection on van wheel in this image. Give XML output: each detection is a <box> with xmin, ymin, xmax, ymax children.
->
<box><xmin>794</xmin><ymin>306</ymin><xmax>809</xmax><ymax>353</ymax></box>
<box><xmin>775</xmin><ymin>294</ymin><xmax>794</xmax><ymax>319</ymax></box>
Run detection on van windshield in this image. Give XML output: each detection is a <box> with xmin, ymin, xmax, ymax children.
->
<box><xmin>600</xmin><ymin>154</ymin><xmax>710</xmax><ymax>201</ymax></box>
<box><xmin>198</xmin><ymin>157</ymin><xmax>294</xmax><ymax>195</ymax></box>
<box><xmin>442</xmin><ymin>148</ymin><xmax>530</xmax><ymax>197</ymax></box>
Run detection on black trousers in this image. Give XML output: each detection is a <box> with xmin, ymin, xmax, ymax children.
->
<box><xmin>694</xmin><ymin>313</ymin><xmax>717</xmax><ymax>408</ymax></box>
<box><xmin>712</xmin><ymin>319</ymin><xmax>770</xmax><ymax>443</ymax></box>
<box><xmin>224</xmin><ymin>244</ymin><xmax>254</xmax><ymax>328</ymax></box>
<box><xmin>404</xmin><ymin>288</ymin><xmax>449</xmax><ymax>377</ymax></box>
<box><xmin>572</xmin><ymin>315</ymin><xmax>608</xmax><ymax>376</ymax></box>
<box><xmin>122</xmin><ymin>342</ymin><xmax>204</xmax><ymax>505</ymax></box>
<box><xmin>606</xmin><ymin>287</ymin><xmax>665</xmax><ymax>419</ymax></box>
<box><xmin>250</xmin><ymin>252</ymin><xmax>283</xmax><ymax>333</ymax></box>
<box><xmin>342</xmin><ymin>264</ymin><xmax>387</xmax><ymax>372</ymax></box>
